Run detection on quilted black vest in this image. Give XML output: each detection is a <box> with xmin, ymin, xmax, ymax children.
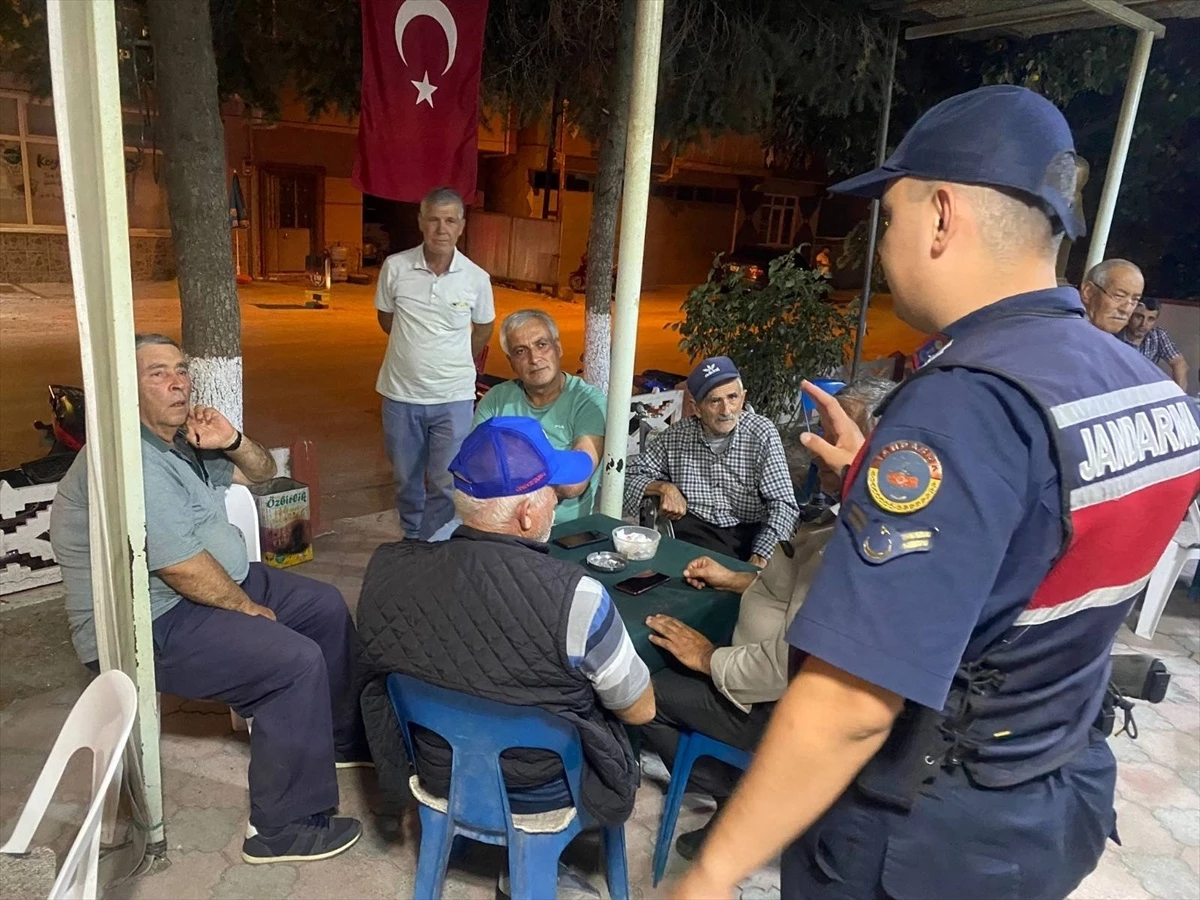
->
<box><xmin>356</xmin><ymin>526</ymin><xmax>638</xmax><ymax>824</ymax></box>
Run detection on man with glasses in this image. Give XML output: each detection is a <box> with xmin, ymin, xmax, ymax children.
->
<box><xmin>623</xmin><ymin>356</ymin><xmax>798</xmax><ymax>565</ymax></box>
<box><xmin>1080</xmin><ymin>258</ymin><xmax>1143</xmax><ymax>335</ymax></box>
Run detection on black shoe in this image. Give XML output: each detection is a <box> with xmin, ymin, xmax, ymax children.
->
<box><xmin>674</xmin><ymin>818</ymin><xmax>714</xmax><ymax>861</ymax></box>
<box><xmin>242</xmin><ymin>814</ymin><xmax>362</xmax><ymax>864</ymax></box>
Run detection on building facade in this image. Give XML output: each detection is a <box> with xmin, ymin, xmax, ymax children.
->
<box><xmin>2</xmin><ymin>79</ymin><xmax>865</xmax><ymax>290</ymax></box>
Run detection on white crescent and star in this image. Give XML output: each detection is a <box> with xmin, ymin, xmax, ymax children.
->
<box><xmin>411</xmin><ymin>71</ymin><xmax>437</xmax><ymax>107</ymax></box>
<box><xmin>395</xmin><ymin>0</ymin><xmax>458</xmax><ymax>108</ymax></box>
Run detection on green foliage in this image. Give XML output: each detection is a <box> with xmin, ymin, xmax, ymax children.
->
<box><xmin>672</xmin><ymin>251</ymin><xmax>854</xmax><ymax>422</ymax></box>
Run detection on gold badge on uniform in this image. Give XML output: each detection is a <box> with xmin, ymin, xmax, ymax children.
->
<box><xmin>866</xmin><ymin>440</ymin><xmax>943</xmax><ymax>514</ymax></box>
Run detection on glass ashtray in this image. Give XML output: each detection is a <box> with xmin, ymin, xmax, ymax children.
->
<box><xmin>585</xmin><ymin>551</ymin><xmax>628</xmax><ymax>573</ymax></box>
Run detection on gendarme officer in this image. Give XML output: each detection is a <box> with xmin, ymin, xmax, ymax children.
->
<box><xmin>671</xmin><ymin>85</ymin><xmax>1200</xmax><ymax>899</ymax></box>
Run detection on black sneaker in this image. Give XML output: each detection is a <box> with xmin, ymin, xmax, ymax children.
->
<box><xmin>674</xmin><ymin>818</ymin><xmax>714</xmax><ymax>861</ymax></box>
<box><xmin>241</xmin><ymin>814</ymin><xmax>362</xmax><ymax>864</ymax></box>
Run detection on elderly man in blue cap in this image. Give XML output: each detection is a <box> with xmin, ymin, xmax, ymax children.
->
<box><xmin>356</xmin><ymin>416</ymin><xmax>656</xmax><ymax>834</ymax></box>
<box><xmin>669</xmin><ymin>86</ymin><xmax>1200</xmax><ymax>900</ymax></box>
<box><xmin>624</xmin><ymin>356</ymin><xmax>799</xmax><ymax>566</ymax></box>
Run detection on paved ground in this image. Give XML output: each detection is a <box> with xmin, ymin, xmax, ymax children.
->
<box><xmin>1</xmin><ymin>511</ymin><xmax>1197</xmax><ymax>900</ymax></box>
<box><xmin>0</xmin><ymin>278</ymin><xmax>924</xmax><ymax>523</ymax></box>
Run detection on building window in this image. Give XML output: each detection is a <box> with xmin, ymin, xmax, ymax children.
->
<box><xmin>754</xmin><ymin>194</ymin><xmax>800</xmax><ymax>248</ymax></box>
<box><xmin>0</xmin><ymin>92</ymin><xmax>170</xmax><ymax>233</ymax></box>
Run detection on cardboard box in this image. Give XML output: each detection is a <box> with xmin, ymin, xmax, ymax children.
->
<box><xmin>250</xmin><ymin>477</ymin><xmax>313</xmax><ymax>568</ymax></box>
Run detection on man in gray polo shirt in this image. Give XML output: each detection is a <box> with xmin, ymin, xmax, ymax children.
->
<box><xmin>50</xmin><ymin>334</ymin><xmax>367</xmax><ymax>865</ymax></box>
<box><xmin>375</xmin><ymin>186</ymin><xmax>495</xmax><ymax>540</ymax></box>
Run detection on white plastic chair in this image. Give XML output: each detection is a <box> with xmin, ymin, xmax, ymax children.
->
<box><xmin>224</xmin><ymin>484</ymin><xmax>262</xmax><ymax>563</ymax></box>
<box><xmin>627</xmin><ymin>390</ymin><xmax>684</xmax><ymax>460</ymax></box>
<box><xmin>0</xmin><ymin>670</ymin><xmax>138</xmax><ymax>900</ymax></box>
<box><xmin>223</xmin><ymin>485</ymin><xmax>260</xmax><ymax>733</ymax></box>
<box><xmin>1135</xmin><ymin>501</ymin><xmax>1200</xmax><ymax>639</ymax></box>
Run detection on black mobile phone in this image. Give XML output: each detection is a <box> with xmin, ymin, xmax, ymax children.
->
<box><xmin>552</xmin><ymin>530</ymin><xmax>608</xmax><ymax>550</ymax></box>
<box><xmin>614</xmin><ymin>570</ymin><xmax>671</xmax><ymax>596</ymax></box>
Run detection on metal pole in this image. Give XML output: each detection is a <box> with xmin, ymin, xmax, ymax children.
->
<box><xmin>1085</xmin><ymin>28</ymin><xmax>1154</xmax><ymax>272</ymax></box>
<box><xmin>46</xmin><ymin>0</ymin><xmax>165</xmax><ymax>851</ymax></box>
<box><xmin>598</xmin><ymin>0</ymin><xmax>665</xmax><ymax>518</ymax></box>
<box><xmin>851</xmin><ymin>20</ymin><xmax>899</xmax><ymax>379</ymax></box>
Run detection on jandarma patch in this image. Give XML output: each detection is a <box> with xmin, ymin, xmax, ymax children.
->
<box><xmin>866</xmin><ymin>441</ymin><xmax>943</xmax><ymax>514</ymax></box>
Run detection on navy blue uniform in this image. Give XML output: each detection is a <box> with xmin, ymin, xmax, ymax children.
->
<box><xmin>783</xmin><ymin>288</ymin><xmax>1200</xmax><ymax>899</ymax></box>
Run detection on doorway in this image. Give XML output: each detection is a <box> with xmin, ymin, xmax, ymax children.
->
<box><xmin>260</xmin><ymin>165</ymin><xmax>324</xmax><ymax>276</ymax></box>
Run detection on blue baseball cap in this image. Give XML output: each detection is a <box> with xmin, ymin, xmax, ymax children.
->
<box><xmin>450</xmin><ymin>417</ymin><xmax>595</xmax><ymax>499</ymax></box>
<box><xmin>829</xmin><ymin>85</ymin><xmax>1085</xmax><ymax>239</ymax></box>
<box><xmin>687</xmin><ymin>356</ymin><xmax>741</xmax><ymax>402</ymax></box>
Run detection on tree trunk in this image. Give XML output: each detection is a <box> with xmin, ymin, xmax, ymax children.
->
<box><xmin>582</xmin><ymin>0</ymin><xmax>637</xmax><ymax>391</ymax></box>
<box><xmin>146</xmin><ymin>0</ymin><xmax>243</xmax><ymax>427</ymax></box>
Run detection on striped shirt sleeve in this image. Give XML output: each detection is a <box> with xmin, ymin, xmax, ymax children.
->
<box><xmin>564</xmin><ymin>576</ymin><xmax>650</xmax><ymax>712</ymax></box>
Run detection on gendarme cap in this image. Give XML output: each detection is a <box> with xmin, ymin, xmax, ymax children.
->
<box><xmin>829</xmin><ymin>85</ymin><xmax>1085</xmax><ymax>239</ymax></box>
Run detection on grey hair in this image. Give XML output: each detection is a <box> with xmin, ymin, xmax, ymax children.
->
<box><xmin>452</xmin><ymin>485</ymin><xmax>556</xmax><ymax>531</ymax></box>
<box><xmin>1083</xmin><ymin>258</ymin><xmax>1142</xmax><ymax>290</ymax></box>
<box><xmin>419</xmin><ymin>187</ymin><xmax>465</xmax><ymax>218</ymax></box>
<box><xmin>134</xmin><ymin>333</ymin><xmax>181</xmax><ymax>351</ymax></box>
<box><xmin>836</xmin><ymin>376</ymin><xmax>894</xmax><ymax>430</ymax></box>
<box><xmin>499</xmin><ymin>309</ymin><xmax>560</xmax><ymax>355</ymax></box>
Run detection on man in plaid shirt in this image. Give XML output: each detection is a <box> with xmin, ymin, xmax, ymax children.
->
<box><xmin>1120</xmin><ymin>297</ymin><xmax>1189</xmax><ymax>391</ymax></box>
<box><xmin>624</xmin><ymin>357</ymin><xmax>799</xmax><ymax>565</ymax></box>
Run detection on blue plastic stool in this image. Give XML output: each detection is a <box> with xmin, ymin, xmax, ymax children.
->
<box><xmin>386</xmin><ymin>673</ymin><xmax>629</xmax><ymax>900</ymax></box>
<box><xmin>800</xmin><ymin>378</ymin><xmax>846</xmax><ymax>428</ymax></box>
<box><xmin>651</xmin><ymin>731</ymin><xmax>753</xmax><ymax>886</ymax></box>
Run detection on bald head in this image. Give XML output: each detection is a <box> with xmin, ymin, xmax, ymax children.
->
<box><xmin>1081</xmin><ymin>259</ymin><xmax>1144</xmax><ymax>334</ymax></box>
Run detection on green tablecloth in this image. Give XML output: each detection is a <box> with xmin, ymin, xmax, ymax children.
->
<box><xmin>548</xmin><ymin>514</ymin><xmax>755</xmax><ymax>673</ymax></box>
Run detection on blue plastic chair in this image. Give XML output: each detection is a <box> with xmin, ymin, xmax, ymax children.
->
<box><xmin>385</xmin><ymin>673</ymin><xmax>630</xmax><ymax>900</ymax></box>
<box><xmin>799</xmin><ymin>377</ymin><xmax>846</xmax><ymax>427</ymax></box>
<box><xmin>796</xmin><ymin>378</ymin><xmax>846</xmax><ymax>504</ymax></box>
<box><xmin>651</xmin><ymin>731</ymin><xmax>753</xmax><ymax>886</ymax></box>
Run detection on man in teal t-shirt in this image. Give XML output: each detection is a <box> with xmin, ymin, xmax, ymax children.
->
<box><xmin>474</xmin><ymin>309</ymin><xmax>607</xmax><ymax>522</ymax></box>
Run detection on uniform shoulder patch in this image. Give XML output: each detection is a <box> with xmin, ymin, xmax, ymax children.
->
<box><xmin>845</xmin><ymin>510</ymin><xmax>937</xmax><ymax>566</ymax></box>
<box><xmin>866</xmin><ymin>440</ymin><xmax>943</xmax><ymax>514</ymax></box>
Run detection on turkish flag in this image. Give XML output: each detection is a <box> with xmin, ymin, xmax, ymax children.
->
<box><xmin>354</xmin><ymin>0</ymin><xmax>488</xmax><ymax>203</ymax></box>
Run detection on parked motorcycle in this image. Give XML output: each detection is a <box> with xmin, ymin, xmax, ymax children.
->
<box><xmin>567</xmin><ymin>253</ymin><xmax>618</xmax><ymax>294</ymax></box>
<box><xmin>0</xmin><ymin>385</ymin><xmax>85</xmax><ymax>487</ymax></box>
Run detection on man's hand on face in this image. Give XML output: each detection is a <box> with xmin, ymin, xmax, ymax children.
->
<box><xmin>186</xmin><ymin>405</ymin><xmax>239</xmax><ymax>450</ymax></box>
<box><xmin>646</xmin><ymin>614</ymin><xmax>716</xmax><ymax>674</ymax></box>
<box><xmin>683</xmin><ymin>556</ymin><xmax>737</xmax><ymax>590</ymax></box>
<box><xmin>658</xmin><ymin>483</ymin><xmax>688</xmax><ymax>520</ymax></box>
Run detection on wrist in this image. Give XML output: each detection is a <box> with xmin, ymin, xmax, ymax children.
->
<box><xmin>222</xmin><ymin>430</ymin><xmax>243</xmax><ymax>452</ymax></box>
<box><xmin>698</xmin><ymin>646</ymin><xmax>715</xmax><ymax>676</ymax></box>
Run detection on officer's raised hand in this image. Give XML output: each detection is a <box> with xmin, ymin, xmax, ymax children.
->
<box><xmin>798</xmin><ymin>379</ymin><xmax>865</xmax><ymax>473</ymax></box>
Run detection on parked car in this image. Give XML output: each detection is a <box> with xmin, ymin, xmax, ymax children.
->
<box><xmin>716</xmin><ymin>245</ymin><xmax>811</xmax><ymax>289</ymax></box>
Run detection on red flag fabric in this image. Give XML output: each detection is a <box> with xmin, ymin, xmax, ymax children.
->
<box><xmin>354</xmin><ymin>0</ymin><xmax>488</xmax><ymax>203</ymax></box>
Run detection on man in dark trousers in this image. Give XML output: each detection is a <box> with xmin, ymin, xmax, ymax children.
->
<box><xmin>672</xmin><ymin>86</ymin><xmax>1200</xmax><ymax>899</ymax></box>
<box><xmin>51</xmin><ymin>334</ymin><xmax>368</xmax><ymax>864</ymax></box>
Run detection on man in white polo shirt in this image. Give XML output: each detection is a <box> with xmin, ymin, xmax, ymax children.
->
<box><xmin>375</xmin><ymin>187</ymin><xmax>495</xmax><ymax>540</ymax></box>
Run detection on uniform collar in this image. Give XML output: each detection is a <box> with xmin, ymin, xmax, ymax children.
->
<box><xmin>942</xmin><ymin>286</ymin><xmax>1085</xmax><ymax>341</ymax></box>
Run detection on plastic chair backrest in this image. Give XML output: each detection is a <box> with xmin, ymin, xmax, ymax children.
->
<box><xmin>0</xmin><ymin>670</ymin><xmax>138</xmax><ymax>900</ymax></box>
<box><xmin>386</xmin><ymin>674</ymin><xmax>585</xmax><ymax>834</ymax></box>
<box><xmin>224</xmin><ymin>484</ymin><xmax>262</xmax><ymax>562</ymax></box>
<box><xmin>800</xmin><ymin>378</ymin><xmax>846</xmax><ymax>419</ymax></box>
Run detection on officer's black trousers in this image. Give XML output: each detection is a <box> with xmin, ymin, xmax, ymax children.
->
<box><xmin>639</xmin><ymin>667</ymin><xmax>774</xmax><ymax>799</ymax></box>
<box><xmin>782</xmin><ymin>728</ymin><xmax>1118</xmax><ymax>899</ymax></box>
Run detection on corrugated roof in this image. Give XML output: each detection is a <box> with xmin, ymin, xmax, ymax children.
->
<box><xmin>861</xmin><ymin>0</ymin><xmax>1200</xmax><ymax>38</ymax></box>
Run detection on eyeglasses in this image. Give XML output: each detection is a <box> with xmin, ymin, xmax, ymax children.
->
<box><xmin>1092</xmin><ymin>283</ymin><xmax>1141</xmax><ymax>307</ymax></box>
